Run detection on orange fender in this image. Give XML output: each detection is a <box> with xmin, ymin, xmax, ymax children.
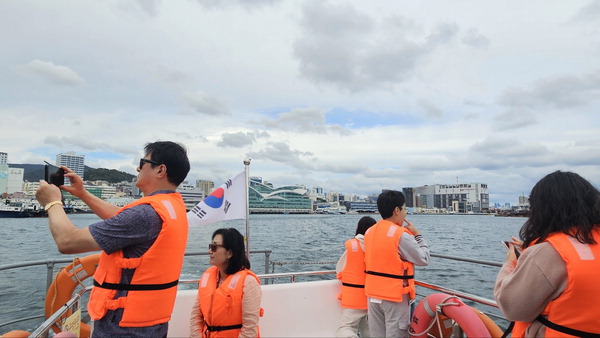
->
<box><xmin>1</xmin><ymin>330</ymin><xmax>31</xmax><ymax>338</ymax></box>
<box><xmin>45</xmin><ymin>253</ymin><xmax>100</xmax><ymax>338</ymax></box>
<box><xmin>470</xmin><ymin>307</ymin><xmax>503</xmax><ymax>338</ymax></box>
<box><xmin>409</xmin><ymin>293</ymin><xmax>490</xmax><ymax>338</ymax></box>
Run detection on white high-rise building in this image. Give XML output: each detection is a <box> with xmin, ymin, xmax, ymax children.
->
<box><xmin>0</xmin><ymin>152</ymin><xmax>8</xmax><ymax>194</ymax></box>
<box><xmin>56</xmin><ymin>152</ymin><xmax>85</xmax><ymax>179</ymax></box>
<box><xmin>196</xmin><ymin>179</ymin><xmax>215</xmax><ymax>196</ymax></box>
<box><xmin>6</xmin><ymin>167</ymin><xmax>24</xmax><ymax>194</ymax></box>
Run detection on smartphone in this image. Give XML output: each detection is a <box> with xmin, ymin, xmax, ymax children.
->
<box><xmin>44</xmin><ymin>162</ymin><xmax>65</xmax><ymax>186</ymax></box>
<box><xmin>501</xmin><ymin>240</ymin><xmax>521</xmax><ymax>258</ymax></box>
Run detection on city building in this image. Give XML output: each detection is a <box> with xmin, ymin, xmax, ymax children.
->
<box><xmin>404</xmin><ymin>183</ymin><xmax>489</xmax><ymax>212</ymax></box>
<box><xmin>249</xmin><ymin>177</ymin><xmax>312</xmax><ymax>214</ymax></box>
<box><xmin>344</xmin><ymin>201</ymin><xmax>378</xmax><ymax>213</ymax></box>
<box><xmin>23</xmin><ymin>181</ymin><xmax>40</xmax><ymax>196</ymax></box>
<box><xmin>6</xmin><ymin>167</ymin><xmax>24</xmax><ymax>194</ymax></box>
<box><xmin>0</xmin><ymin>153</ymin><xmax>24</xmax><ymax>195</ymax></box>
<box><xmin>196</xmin><ymin>179</ymin><xmax>215</xmax><ymax>197</ymax></box>
<box><xmin>177</xmin><ymin>182</ymin><xmax>205</xmax><ymax>210</ymax></box>
<box><xmin>518</xmin><ymin>194</ymin><xmax>530</xmax><ymax>208</ymax></box>
<box><xmin>56</xmin><ymin>152</ymin><xmax>85</xmax><ymax>179</ymax></box>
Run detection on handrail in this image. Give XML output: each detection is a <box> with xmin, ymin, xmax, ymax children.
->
<box><xmin>431</xmin><ymin>253</ymin><xmax>503</xmax><ymax>267</ymax></box>
<box><xmin>0</xmin><ymin>250</ymin><xmax>273</xmax><ymax>331</ymax></box>
<box><xmin>0</xmin><ymin>251</ymin><xmax>505</xmax><ymax>332</ymax></box>
<box><xmin>25</xmin><ymin>269</ymin><xmax>505</xmax><ymax>337</ymax></box>
<box><xmin>29</xmin><ymin>286</ymin><xmax>92</xmax><ymax>338</ymax></box>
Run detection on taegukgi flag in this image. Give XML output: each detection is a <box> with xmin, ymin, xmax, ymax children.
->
<box><xmin>187</xmin><ymin>171</ymin><xmax>247</xmax><ymax>226</ymax></box>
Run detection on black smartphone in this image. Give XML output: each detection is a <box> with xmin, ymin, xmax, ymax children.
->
<box><xmin>44</xmin><ymin>162</ymin><xmax>65</xmax><ymax>186</ymax></box>
<box><xmin>501</xmin><ymin>240</ymin><xmax>521</xmax><ymax>258</ymax></box>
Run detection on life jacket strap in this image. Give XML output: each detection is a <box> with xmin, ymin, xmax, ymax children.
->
<box><xmin>93</xmin><ymin>279</ymin><xmax>179</xmax><ymax>291</ymax></box>
<box><xmin>342</xmin><ymin>282</ymin><xmax>365</xmax><ymax>288</ymax></box>
<box><xmin>206</xmin><ymin>324</ymin><xmax>243</xmax><ymax>332</ymax></box>
<box><xmin>536</xmin><ymin>315</ymin><xmax>600</xmax><ymax>338</ymax></box>
<box><xmin>365</xmin><ymin>270</ymin><xmax>414</xmax><ymax>279</ymax></box>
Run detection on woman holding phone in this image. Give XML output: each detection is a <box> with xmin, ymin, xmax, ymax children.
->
<box><xmin>494</xmin><ymin>171</ymin><xmax>600</xmax><ymax>337</ymax></box>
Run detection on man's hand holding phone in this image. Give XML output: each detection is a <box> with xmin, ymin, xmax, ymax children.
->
<box><xmin>44</xmin><ymin>162</ymin><xmax>65</xmax><ymax>187</ymax></box>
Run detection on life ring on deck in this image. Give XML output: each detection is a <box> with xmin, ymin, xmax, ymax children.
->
<box><xmin>45</xmin><ymin>253</ymin><xmax>100</xmax><ymax>338</ymax></box>
<box><xmin>409</xmin><ymin>293</ymin><xmax>492</xmax><ymax>338</ymax></box>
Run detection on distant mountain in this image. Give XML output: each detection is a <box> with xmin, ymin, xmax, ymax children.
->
<box><xmin>9</xmin><ymin>164</ymin><xmax>136</xmax><ymax>183</ymax></box>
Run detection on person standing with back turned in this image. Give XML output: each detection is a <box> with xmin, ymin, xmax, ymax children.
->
<box><xmin>494</xmin><ymin>171</ymin><xmax>600</xmax><ymax>337</ymax></box>
<box><xmin>35</xmin><ymin>141</ymin><xmax>191</xmax><ymax>338</ymax></box>
<box><xmin>336</xmin><ymin>216</ymin><xmax>377</xmax><ymax>338</ymax></box>
<box><xmin>364</xmin><ymin>190</ymin><xmax>430</xmax><ymax>338</ymax></box>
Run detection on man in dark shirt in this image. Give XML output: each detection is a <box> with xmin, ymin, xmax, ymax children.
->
<box><xmin>36</xmin><ymin>141</ymin><xmax>190</xmax><ymax>337</ymax></box>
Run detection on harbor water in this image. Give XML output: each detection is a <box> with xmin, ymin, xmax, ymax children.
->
<box><xmin>0</xmin><ymin>213</ymin><xmax>524</xmax><ymax>333</ymax></box>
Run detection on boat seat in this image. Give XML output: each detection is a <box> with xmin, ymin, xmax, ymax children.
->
<box><xmin>168</xmin><ymin>279</ymin><xmax>343</xmax><ymax>337</ymax></box>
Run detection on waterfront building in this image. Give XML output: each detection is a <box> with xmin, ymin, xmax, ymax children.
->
<box><xmin>6</xmin><ymin>167</ymin><xmax>24</xmax><ymax>194</ymax></box>
<box><xmin>404</xmin><ymin>183</ymin><xmax>489</xmax><ymax>212</ymax></box>
<box><xmin>56</xmin><ymin>152</ymin><xmax>85</xmax><ymax>180</ymax></box>
<box><xmin>403</xmin><ymin>188</ymin><xmax>415</xmax><ymax>207</ymax></box>
<box><xmin>326</xmin><ymin>191</ymin><xmax>341</xmax><ymax>203</ymax></box>
<box><xmin>344</xmin><ymin>201</ymin><xmax>378</xmax><ymax>213</ymax></box>
<box><xmin>0</xmin><ymin>153</ymin><xmax>8</xmax><ymax>195</ymax></box>
<box><xmin>23</xmin><ymin>181</ymin><xmax>40</xmax><ymax>196</ymax></box>
<box><xmin>308</xmin><ymin>187</ymin><xmax>326</xmax><ymax>203</ymax></box>
<box><xmin>195</xmin><ymin>179</ymin><xmax>215</xmax><ymax>196</ymax></box>
<box><xmin>518</xmin><ymin>194</ymin><xmax>530</xmax><ymax>208</ymax></box>
<box><xmin>249</xmin><ymin>178</ymin><xmax>312</xmax><ymax>214</ymax></box>
<box><xmin>177</xmin><ymin>184</ymin><xmax>205</xmax><ymax>211</ymax></box>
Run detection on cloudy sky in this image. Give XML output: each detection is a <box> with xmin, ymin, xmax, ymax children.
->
<box><xmin>1</xmin><ymin>0</ymin><xmax>599</xmax><ymax>204</ymax></box>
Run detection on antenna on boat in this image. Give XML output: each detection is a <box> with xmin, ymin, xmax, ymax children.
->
<box><xmin>244</xmin><ymin>157</ymin><xmax>251</xmax><ymax>259</ymax></box>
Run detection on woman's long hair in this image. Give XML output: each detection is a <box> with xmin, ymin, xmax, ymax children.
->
<box><xmin>520</xmin><ymin>171</ymin><xmax>600</xmax><ymax>248</ymax></box>
<box><xmin>212</xmin><ymin>228</ymin><xmax>250</xmax><ymax>275</ymax></box>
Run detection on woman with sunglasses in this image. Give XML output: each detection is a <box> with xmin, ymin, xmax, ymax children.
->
<box><xmin>190</xmin><ymin>228</ymin><xmax>263</xmax><ymax>337</ymax></box>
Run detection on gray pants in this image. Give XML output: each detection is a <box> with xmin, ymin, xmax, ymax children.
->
<box><xmin>336</xmin><ymin>308</ymin><xmax>369</xmax><ymax>338</ymax></box>
<box><xmin>367</xmin><ymin>297</ymin><xmax>410</xmax><ymax>338</ymax></box>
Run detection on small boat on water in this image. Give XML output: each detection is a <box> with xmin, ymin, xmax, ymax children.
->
<box><xmin>0</xmin><ymin>203</ymin><xmax>39</xmax><ymax>218</ymax></box>
<box><xmin>0</xmin><ymin>251</ymin><xmax>509</xmax><ymax>337</ymax></box>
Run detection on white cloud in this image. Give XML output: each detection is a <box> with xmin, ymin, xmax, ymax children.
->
<box><xmin>182</xmin><ymin>90</ymin><xmax>231</xmax><ymax>116</ymax></box>
<box><xmin>14</xmin><ymin>60</ymin><xmax>86</xmax><ymax>86</ymax></box>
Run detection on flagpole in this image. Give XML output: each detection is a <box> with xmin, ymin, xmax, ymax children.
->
<box><xmin>243</xmin><ymin>157</ymin><xmax>251</xmax><ymax>259</ymax></box>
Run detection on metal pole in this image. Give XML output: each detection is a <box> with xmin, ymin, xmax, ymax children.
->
<box><xmin>243</xmin><ymin>157</ymin><xmax>251</xmax><ymax>259</ymax></box>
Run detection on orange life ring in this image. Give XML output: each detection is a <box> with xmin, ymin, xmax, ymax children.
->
<box><xmin>45</xmin><ymin>253</ymin><xmax>100</xmax><ymax>338</ymax></box>
<box><xmin>409</xmin><ymin>293</ymin><xmax>490</xmax><ymax>338</ymax></box>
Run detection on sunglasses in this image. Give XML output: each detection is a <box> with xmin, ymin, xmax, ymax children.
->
<box><xmin>208</xmin><ymin>243</ymin><xmax>225</xmax><ymax>251</ymax></box>
<box><xmin>139</xmin><ymin>158</ymin><xmax>161</xmax><ymax>169</ymax></box>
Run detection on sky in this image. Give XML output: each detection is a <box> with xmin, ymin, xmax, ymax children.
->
<box><xmin>1</xmin><ymin>0</ymin><xmax>599</xmax><ymax>205</ymax></box>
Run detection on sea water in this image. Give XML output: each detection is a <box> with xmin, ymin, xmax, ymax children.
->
<box><xmin>0</xmin><ymin>213</ymin><xmax>524</xmax><ymax>333</ymax></box>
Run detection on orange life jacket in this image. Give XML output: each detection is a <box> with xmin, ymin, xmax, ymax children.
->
<box><xmin>337</xmin><ymin>238</ymin><xmax>368</xmax><ymax>309</ymax></box>
<box><xmin>364</xmin><ymin>220</ymin><xmax>415</xmax><ymax>302</ymax></box>
<box><xmin>197</xmin><ymin>266</ymin><xmax>262</xmax><ymax>338</ymax></box>
<box><xmin>513</xmin><ymin>229</ymin><xmax>600</xmax><ymax>337</ymax></box>
<box><xmin>88</xmin><ymin>192</ymin><xmax>189</xmax><ymax>327</ymax></box>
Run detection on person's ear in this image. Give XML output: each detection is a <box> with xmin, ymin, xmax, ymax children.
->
<box><xmin>156</xmin><ymin>164</ymin><xmax>167</xmax><ymax>177</ymax></box>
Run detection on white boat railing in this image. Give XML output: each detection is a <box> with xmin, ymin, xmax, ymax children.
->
<box><xmin>0</xmin><ymin>252</ymin><xmax>508</xmax><ymax>336</ymax></box>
